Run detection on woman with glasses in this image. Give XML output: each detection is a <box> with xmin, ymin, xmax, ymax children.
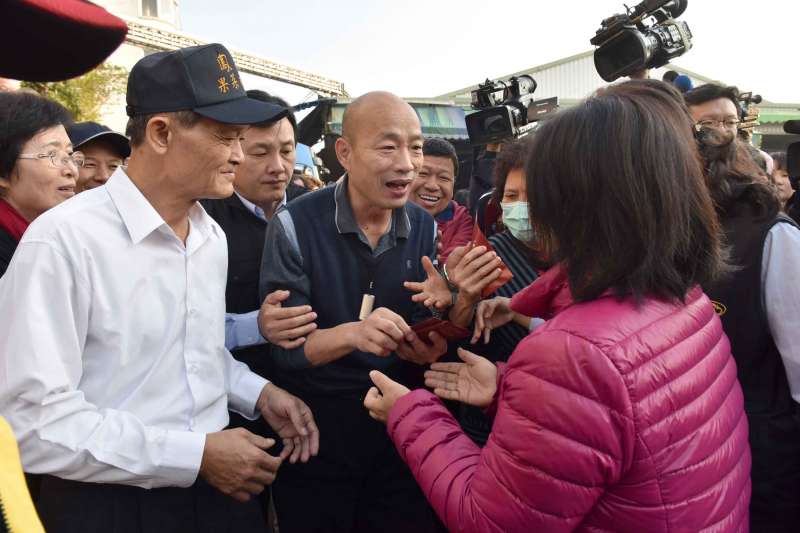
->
<box><xmin>0</xmin><ymin>92</ymin><xmax>77</xmax><ymax>275</ymax></box>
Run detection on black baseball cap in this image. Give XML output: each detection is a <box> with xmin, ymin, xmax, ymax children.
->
<box><xmin>126</xmin><ymin>43</ymin><xmax>287</xmax><ymax>125</ymax></box>
<box><xmin>67</xmin><ymin>122</ymin><xmax>131</xmax><ymax>158</ymax></box>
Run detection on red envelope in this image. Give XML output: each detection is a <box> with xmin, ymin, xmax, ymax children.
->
<box><xmin>411</xmin><ymin>318</ymin><xmax>470</xmax><ymax>343</ymax></box>
<box><xmin>471</xmin><ymin>222</ymin><xmax>513</xmax><ymax>297</ymax></box>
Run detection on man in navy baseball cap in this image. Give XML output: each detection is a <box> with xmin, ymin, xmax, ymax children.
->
<box><xmin>67</xmin><ymin>122</ymin><xmax>131</xmax><ymax>192</ymax></box>
<box><xmin>7</xmin><ymin>44</ymin><xmax>318</xmax><ymax>533</ymax></box>
<box><xmin>126</xmin><ymin>43</ymin><xmax>285</xmax><ymax>125</ymax></box>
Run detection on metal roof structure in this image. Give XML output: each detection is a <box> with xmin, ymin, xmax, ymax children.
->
<box><xmin>122</xmin><ymin>17</ymin><xmax>348</xmax><ymax>96</ymax></box>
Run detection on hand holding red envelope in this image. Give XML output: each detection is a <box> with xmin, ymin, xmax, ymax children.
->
<box><xmin>471</xmin><ymin>222</ymin><xmax>513</xmax><ymax>298</ymax></box>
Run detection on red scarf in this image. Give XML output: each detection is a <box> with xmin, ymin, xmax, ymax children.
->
<box><xmin>0</xmin><ymin>199</ymin><xmax>29</xmax><ymax>241</ymax></box>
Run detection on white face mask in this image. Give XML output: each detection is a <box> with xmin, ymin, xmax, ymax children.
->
<box><xmin>501</xmin><ymin>201</ymin><xmax>534</xmax><ymax>241</ymax></box>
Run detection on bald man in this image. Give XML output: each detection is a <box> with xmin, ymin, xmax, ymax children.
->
<box><xmin>259</xmin><ymin>92</ymin><xmax>445</xmax><ymax>532</ymax></box>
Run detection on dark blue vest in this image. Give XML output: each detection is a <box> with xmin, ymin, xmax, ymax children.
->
<box><xmin>278</xmin><ymin>186</ymin><xmax>435</xmax><ymax>399</ymax></box>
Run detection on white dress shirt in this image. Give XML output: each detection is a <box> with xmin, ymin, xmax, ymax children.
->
<box><xmin>762</xmin><ymin>222</ymin><xmax>800</xmax><ymax>404</ymax></box>
<box><xmin>0</xmin><ymin>169</ymin><xmax>268</xmax><ymax>489</ymax></box>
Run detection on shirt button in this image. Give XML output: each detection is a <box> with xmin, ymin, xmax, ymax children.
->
<box><xmin>188</xmin><ymin>308</ymin><xmax>196</xmax><ymax>317</ymax></box>
<box><xmin>188</xmin><ymin>364</ymin><xmax>198</xmax><ymax>374</ymax></box>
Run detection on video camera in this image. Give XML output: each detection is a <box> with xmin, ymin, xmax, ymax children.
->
<box><xmin>591</xmin><ymin>0</ymin><xmax>693</xmax><ymax>82</ymax></box>
<box><xmin>465</xmin><ymin>75</ymin><xmax>558</xmax><ymax>145</ymax></box>
<box><xmin>737</xmin><ymin>91</ymin><xmax>763</xmax><ymax>137</ymax></box>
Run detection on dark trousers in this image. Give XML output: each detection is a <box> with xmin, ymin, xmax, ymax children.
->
<box><xmin>36</xmin><ymin>474</ymin><xmax>264</xmax><ymax>533</ymax></box>
<box><xmin>272</xmin><ymin>394</ymin><xmax>443</xmax><ymax>533</ymax></box>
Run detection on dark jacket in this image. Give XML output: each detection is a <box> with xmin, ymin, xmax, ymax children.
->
<box><xmin>703</xmin><ymin>200</ymin><xmax>800</xmax><ymax>530</ymax></box>
<box><xmin>0</xmin><ymin>226</ymin><xmax>18</xmax><ymax>277</ymax></box>
<box><xmin>201</xmin><ymin>195</ymin><xmax>272</xmax><ymax>380</ymax></box>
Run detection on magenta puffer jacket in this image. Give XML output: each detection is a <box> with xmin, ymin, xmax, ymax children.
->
<box><xmin>388</xmin><ymin>265</ymin><xmax>751</xmax><ymax>532</ymax></box>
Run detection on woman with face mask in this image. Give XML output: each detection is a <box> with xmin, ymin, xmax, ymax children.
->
<box><xmin>404</xmin><ymin>137</ymin><xmax>549</xmax><ymax>445</ymax></box>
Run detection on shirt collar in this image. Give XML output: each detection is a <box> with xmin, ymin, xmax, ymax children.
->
<box><xmin>234</xmin><ymin>191</ymin><xmax>286</xmax><ymax>222</ymax></box>
<box><xmin>435</xmin><ymin>201</ymin><xmax>455</xmax><ymax>222</ymax></box>
<box><xmin>106</xmin><ymin>168</ymin><xmax>220</xmax><ymax>245</ymax></box>
<box><xmin>334</xmin><ymin>174</ymin><xmax>410</xmax><ymax>239</ymax></box>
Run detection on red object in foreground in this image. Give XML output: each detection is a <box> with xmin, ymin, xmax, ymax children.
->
<box><xmin>0</xmin><ymin>0</ymin><xmax>128</xmax><ymax>82</ymax></box>
<box><xmin>410</xmin><ymin>318</ymin><xmax>470</xmax><ymax>343</ymax></box>
<box><xmin>470</xmin><ymin>221</ymin><xmax>513</xmax><ymax>297</ymax></box>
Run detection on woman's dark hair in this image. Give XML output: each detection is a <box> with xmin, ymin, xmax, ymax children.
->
<box><xmin>771</xmin><ymin>151</ymin><xmax>787</xmax><ymax>172</ymax></box>
<box><xmin>422</xmin><ymin>138</ymin><xmax>459</xmax><ymax>176</ymax></box>
<box><xmin>492</xmin><ymin>136</ymin><xmax>532</xmax><ymax>204</ymax></box>
<box><xmin>0</xmin><ymin>91</ymin><xmax>72</xmax><ymax>179</ymax></box>
<box><xmin>246</xmin><ymin>90</ymin><xmax>297</xmax><ymax>144</ymax></box>
<box><xmin>694</xmin><ymin>128</ymin><xmax>779</xmax><ymax>220</ymax></box>
<box><xmin>525</xmin><ymin>79</ymin><xmax>725</xmax><ymax>303</ymax></box>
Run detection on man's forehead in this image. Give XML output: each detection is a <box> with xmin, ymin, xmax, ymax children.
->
<box><xmin>690</xmin><ymin>98</ymin><xmax>739</xmax><ymax>117</ymax></box>
<box><xmin>246</xmin><ymin>118</ymin><xmax>295</xmax><ymax>145</ymax></box>
<box><xmin>422</xmin><ymin>155</ymin><xmax>455</xmax><ymax>173</ymax></box>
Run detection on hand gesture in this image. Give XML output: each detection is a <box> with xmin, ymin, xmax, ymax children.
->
<box><xmin>257</xmin><ymin>384</ymin><xmax>320</xmax><ymax>464</ymax></box>
<box><xmin>424</xmin><ymin>348</ymin><xmax>497</xmax><ymax>408</ymax></box>
<box><xmin>354</xmin><ymin>307</ymin><xmax>412</xmax><ymax>357</ymax></box>
<box><xmin>396</xmin><ymin>330</ymin><xmax>448</xmax><ymax>365</ymax></box>
<box><xmin>199</xmin><ymin>428</ymin><xmax>282</xmax><ymax>502</ymax></box>
<box><xmin>363</xmin><ymin>370</ymin><xmax>411</xmax><ymax>423</ymax></box>
<box><xmin>258</xmin><ymin>290</ymin><xmax>318</xmax><ymax>349</ymax></box>
<box><xmin>447</xmin><ymin>245</ymin><xmax>503</xmax><ymax>302</ymax></box>
<box><xmin>472</xmin><ymin>296</ymin><xmax>514</xmax><ymax>344</ymax></box>
<box><xmin>403</xmin><ymin>256</ymin><xmax>451</xmax><ymax>310</ymax></box>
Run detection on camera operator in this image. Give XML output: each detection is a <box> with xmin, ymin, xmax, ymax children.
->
<box><xmin>686</xmin><ymin>83</ymin><xmax>800</xmax><ymax>531</ymax></box>
<box><xmin>467</xmin><ymin>142</ymin><xmax>500</xmax><ymax>215</ymax></box>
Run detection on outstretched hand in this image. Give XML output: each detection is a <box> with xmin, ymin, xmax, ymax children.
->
<box><xmin>403</xmin><ymin>256</ymin><xmax>451</xmax><ymax>310</ymax></box>
<box><xmin>424</xmin><ymin>348</ymin><xmax>497</xmax><ymax>408</ymax></box>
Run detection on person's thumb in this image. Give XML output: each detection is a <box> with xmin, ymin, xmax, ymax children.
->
<box><xmin>369</xmin><ymin>370</ymin><xmax>392</xmax><ymax>393</ymax></box>
<box><xmin>421</xmin><ymin>256</ymin><xmax>438</xmax><ymax>278</ymax></box>
<box><xmin>265</xmin><ymin>289</ymin><xmax>290</xmax><ymax>306</ymax></box>
<box><xmin>457</xmin><ymin>347</ymin><xmax>481</xmax><ymax>365</ymax></box>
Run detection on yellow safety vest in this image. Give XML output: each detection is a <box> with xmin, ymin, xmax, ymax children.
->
<box><xmin>0</xmin><ymin>417</ymin><xmax>44</xmax><ymax>532</ymax></box>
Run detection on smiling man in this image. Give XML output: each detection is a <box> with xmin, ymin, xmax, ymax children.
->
<box><xmin>409</xmin><ymin>138</ymin><xmax>471</xmax><ymax>261</ymax></box>
<box><xmin>0</xmin><ymin>44</ymin><xmax>318</xmax><ymax>533</ymax></box>
<box><xmin>66</xmin><ymin>122</ymin><xmax>130</xmax><ymax>192</ymax></box>
<box><xmin>260</xmin><ymin>91</ymin><xmax>446</xmax><ymax>533</ymax></box>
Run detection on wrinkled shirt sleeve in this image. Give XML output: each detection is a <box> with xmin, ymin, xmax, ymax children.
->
<box><xmin>0</xmin><ymin>241</ymin><xmax>205</xmax><ymax>489</ymax></box>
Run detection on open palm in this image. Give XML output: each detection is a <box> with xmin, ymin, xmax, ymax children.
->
<box><xmin>424</xmin><ymin>348</ymin><xmax>497</xmax><ymax>408</ymax></box>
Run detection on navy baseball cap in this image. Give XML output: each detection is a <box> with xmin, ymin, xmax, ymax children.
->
<box><xmin>67</xmin><ymin>122</ymin><xmax>131</xmax><ymax>158</ymax></box>
<box><xmin>126</xmin><ymin>43</ymin><xmax>287</xmax><ymax>125</ymax></box>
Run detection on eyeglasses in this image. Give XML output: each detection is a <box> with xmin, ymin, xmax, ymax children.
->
<box><xmin>18</xmin><ymin>149</ymin><xmax>85</xmax><ymax>169</ymax></box>
<box><xmin>694</xmin><ymin>118</ymin><xmax>741</xmax><ymax>131</ymax></box>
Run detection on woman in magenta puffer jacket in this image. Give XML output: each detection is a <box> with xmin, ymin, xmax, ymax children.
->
<box><xmin>364</xmin><ymin>80</ymin><xmax>751</xmax><ymax>533</ymax></box>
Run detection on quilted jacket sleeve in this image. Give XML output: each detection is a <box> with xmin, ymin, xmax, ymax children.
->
<box><xmin>387</xmin><ymin>328</ymin><xmax>636</xmax><ymax>533</ymax></box>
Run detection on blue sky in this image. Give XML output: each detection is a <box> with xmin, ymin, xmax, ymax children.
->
<box><xmin>180</xmin><ymin>0</ymin><xmax>800</xmax><ymax>104</ymax></box>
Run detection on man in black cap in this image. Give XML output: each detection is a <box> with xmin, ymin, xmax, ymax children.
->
<box><xmin>0</xmin><ymin>44</ymin><xmax>318</xmax><ymax>533</ymax></box>
<box><xmin>67</xmin><ymin>122</ymin><xmax>131</xmax><ymax>192</ymax></box>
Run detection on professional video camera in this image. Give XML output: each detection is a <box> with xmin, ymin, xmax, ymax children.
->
<box><xmin>591</xmin><ymin>0</ymin><xmax>693</xmax><ymax>82</ymax></box>
<box><xmin>465</xmin><ymin>74</ymin><xmax>558</xmax><ymax>145</ymax></box>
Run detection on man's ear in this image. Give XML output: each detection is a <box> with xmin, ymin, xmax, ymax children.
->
<box><xmin>335</xmin><ymin>136</ymin><xmax>352</xmax><ymax>173</ymax></box>
<box><xmin>144</xmin><ymin>115</ymin><xmax>172</xmax><ymax>155</ymax></box>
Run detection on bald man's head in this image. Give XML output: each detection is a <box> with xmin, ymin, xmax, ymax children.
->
<box><xmin>335</xmin><ymin>91</ymin><xmax>424</xmax><ymax>210</ymax></box>
<box><xmin>341</xmin><ymin>91</ymin><xmax>419</xmax><ymax>145</ymax></box>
